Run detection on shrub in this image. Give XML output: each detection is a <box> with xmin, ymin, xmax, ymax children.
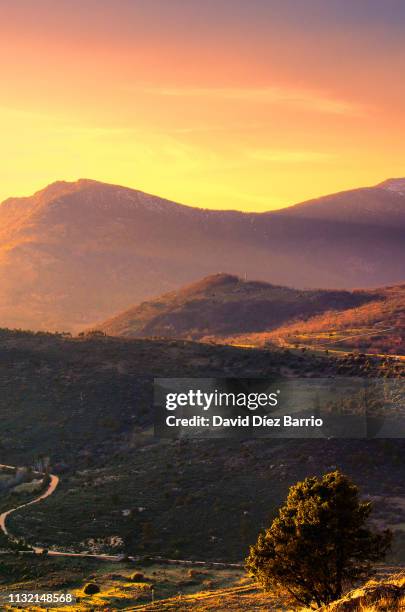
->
<box><xmin>83</xmin><ymin>582</ymin><xmax>100</xmax><ymax>595</ymax></box>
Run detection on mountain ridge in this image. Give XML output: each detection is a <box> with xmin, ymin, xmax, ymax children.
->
<box><xmin>0</xmin><ymin>178</ymin><xmax>404</xmax><ymax>331</ymax></box>
<box><xmin>3</xmin><ymin>175</ymin><xmax>405</xmax><ymax>215</ymax></box>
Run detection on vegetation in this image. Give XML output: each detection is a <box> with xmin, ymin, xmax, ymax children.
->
<box><xmin>83</xmin><ymin>582</ymin><xmax>100</xmax><ymax>595</ymax></box>
<box><xmin>306</xmin><ymin>572</ymin><xmax>405</xmax><ymax>611</ymax></box>
<box><xmin>246</xmin><ymin>471</ymin><xmax>392</xmax><ymax>608</ymax></box>
<box><xmin>0</xmin><ymin>328</ymin><xmax>404</xmax><ymax>607</ymax></box>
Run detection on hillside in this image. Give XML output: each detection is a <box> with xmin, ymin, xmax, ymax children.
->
<box><xmin>0</xmin><ymin>178</ymin><xmax>404</xmax><ymax>331</ymax></box>
<box><xmin>93</xmin><ymin>273</ymin><xmax>375</xmax><ymax>340</ymax></box>
<box><xmin>0</xmin><ymin>329</ymin><xmax>404</xmax><ymax>565</ymax></box>
<box><xmin>224</xmin><ymin>284</ymin><xmax>405</xmax><ymax>356</ymax></box>
<box><xmin>0</xmin><ymin>555</ymin><xmax>402</xmax><ymax>610</ymax></box>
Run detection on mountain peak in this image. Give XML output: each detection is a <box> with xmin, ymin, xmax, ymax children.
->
<box><xmin>31</xmin><ymin>177</ymin><xmax>103</xmax><ymax>198</ymax></box>
<box><xmin>378</xmin><ymin>177</ymin><xmax>405</xmax><ymax>194</ymax></box>
<box><xmin>184</xmin><ymin>273</ymin><xmax>242</xmax><ymax>292</ymax></box>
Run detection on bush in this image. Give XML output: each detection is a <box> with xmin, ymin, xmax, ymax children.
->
<box><xmin>131</xmin><ymin>572</ymin><xmax>145</xmax><ymax>582</ymax></box>
<box><xmin>246</xmin><ymin>470</ymin><xmax>392</xmax><ymax>608</ymax></box>
<box><xmin>83</xmin><ymin>582</ymin><xmax>100</xmax><ymax>595</ymax></box>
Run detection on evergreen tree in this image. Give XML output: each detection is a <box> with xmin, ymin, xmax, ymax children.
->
<box><xmin>246</xmin><ymin>471</ymin><xmax>391</xmax><ymax>608</ymax></box>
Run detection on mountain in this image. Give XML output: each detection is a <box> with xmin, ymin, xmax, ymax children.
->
<box><xmin>277</xmin><ymin>179</ymin><xmax>405</xmax><ymax>227</ymax></box>
<box><xmin>0</xmin><ymin>178</ymin><xmax>404</xmax><ymax>331</ymax></box>
<box><xmin>93</xmin><ymin>274</ymin><xmax>405</xmax><ymax>356</ymax></box>
<box><xmin>93</xmin><ymin>273</ymin><xmax>375</xmax><ymax>340</ymax></box>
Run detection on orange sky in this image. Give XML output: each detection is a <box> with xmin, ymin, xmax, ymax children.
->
<box><xmin>1</xmin><ymin>0</ymin><xmax>405</xmax><ymax>211</ymax></box>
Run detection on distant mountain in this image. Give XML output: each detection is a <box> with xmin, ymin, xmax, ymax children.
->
<box><xmin>94</xmin><ymin>273</ymin><xmax>374</xmax><ymax>340</ymax></box>
<box><xmin>94</xmin><ymin>274</ymin><xmax>405</xmax><ymax>356</ymax></box>
<box><xmin>277</xmin><ymin>179</ymin><xmax>405</xmax><ymax>227</ymax></box>
<box><xmin>379</xmin><ymin>177</ymin><xmax>405</xmax><ymax>195</ymax></box>
<box><xmin>0</xmin><ymin>178</ymin><xmax>404</xmax><ymax>331</ymax></box>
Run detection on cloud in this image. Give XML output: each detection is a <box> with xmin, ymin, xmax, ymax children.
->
<box><xmin>144</xmin><ymin>86</ymin><xmax>362</xmax><ymax>116</ymax></box>
<box><xmin>248</xmin><ymin>149</ymin><xmax>334</xmax><ymax>163</ymax></box>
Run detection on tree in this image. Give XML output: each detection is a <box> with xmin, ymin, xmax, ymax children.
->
<box><xmin>246</xmin><ymin>471</ymin><xmax>391</xmax><ymax>609</ymax></box>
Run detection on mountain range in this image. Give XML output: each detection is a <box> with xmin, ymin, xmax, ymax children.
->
<box><xmin>0</xmin><ymin>177</ymin><xmax>404</xmax><ymax>331</ymax></box>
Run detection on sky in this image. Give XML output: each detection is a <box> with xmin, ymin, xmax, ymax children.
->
<box><xmin>1</xmin><ymin>0</ymin><xmax>405</xmax><ymax>211</ymax></box>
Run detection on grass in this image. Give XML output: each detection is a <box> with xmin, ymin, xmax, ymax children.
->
<box><xmin>0</xmin><ymin>557</ymin><xmax>248</xmax><ymax>611</ymax></box>
<box><xmin>1</xmin><ymin>558</ymin><xmax>403</xmax><ymax>610</ymax></box>
<box><xmin>308</xmin><ymin>571</ymin><xmax>405</xmax><ymax>611</ymax></box>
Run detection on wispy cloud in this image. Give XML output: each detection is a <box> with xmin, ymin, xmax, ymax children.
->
<box><xmin>171</xmin><ymin>121</ymin><xmax>267</xmax><ymax>134</ymax></box>
<box><xmin>144</xmin><ymin>86</ymin><xmax>362</xmax><ymax>116</ymax></box>
<box><xmin>248</xmin><ymin>149</ymin><xmax>334</xmax><ymax>163</ymax></box>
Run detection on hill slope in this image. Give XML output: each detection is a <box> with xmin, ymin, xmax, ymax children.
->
<box><xmin>93</xmin><ymin>273</ymin><xmax>375</xmax><ymax>340</ymax></box>
<box><xmin>0</xmin><ymin>329</ymin><xmax>404</xmax><ymax>563</ymax></box>
<box><xmin>225</xmin><ymin>284</ymin><xmax>405</xmax><ymax>356</ymax></box>
<box><xmin>0</xmin><ymin>178</ymin><xmax>404</xmax><ymax>331</ymax></box>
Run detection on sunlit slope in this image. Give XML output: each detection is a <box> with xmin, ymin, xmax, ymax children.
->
<box><xmin>236</xmin><ymin>284</ymin><xmax>405</xmax><ymax>356</ymax></box>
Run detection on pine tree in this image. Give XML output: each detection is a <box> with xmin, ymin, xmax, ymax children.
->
<box><xmin>246</xmin><ymin>471</ymin><xmax>391</xmax><ymax>608</ymax></box>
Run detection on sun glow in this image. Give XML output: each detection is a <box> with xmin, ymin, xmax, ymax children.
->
<box><xmin>0</xmin><ymin>1</ymin><xmax>404</xmax><ymax>210</ymax></box>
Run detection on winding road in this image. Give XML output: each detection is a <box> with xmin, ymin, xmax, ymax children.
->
<box><xmin>0</xmin><ymin>464</ymin><xmax>122</xmax><ymax>560</ymax></box>
<box><xmin>0</xmin><ymin>463</ymin><xmax>59</xmax><ymax>553</ymax></box>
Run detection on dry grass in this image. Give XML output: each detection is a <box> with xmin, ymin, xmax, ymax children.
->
<box><xmin>135</xmin><ymin>572</ymin><xmax>405</xmax><ymax>612</ymax></box>
<box><xmin>307</xmin><ymin>573</ymin><xmax>405</xmax><ymax>611</ymax></box>
<box><xmin>3</xmin><ymin>571</ymin><xmax>404</xmax><ymax>611</ymax></box>
<box><xmin>123</xmin><ymin>583</ymin><xmax>291</xmax><ymax>611</ymax></box>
